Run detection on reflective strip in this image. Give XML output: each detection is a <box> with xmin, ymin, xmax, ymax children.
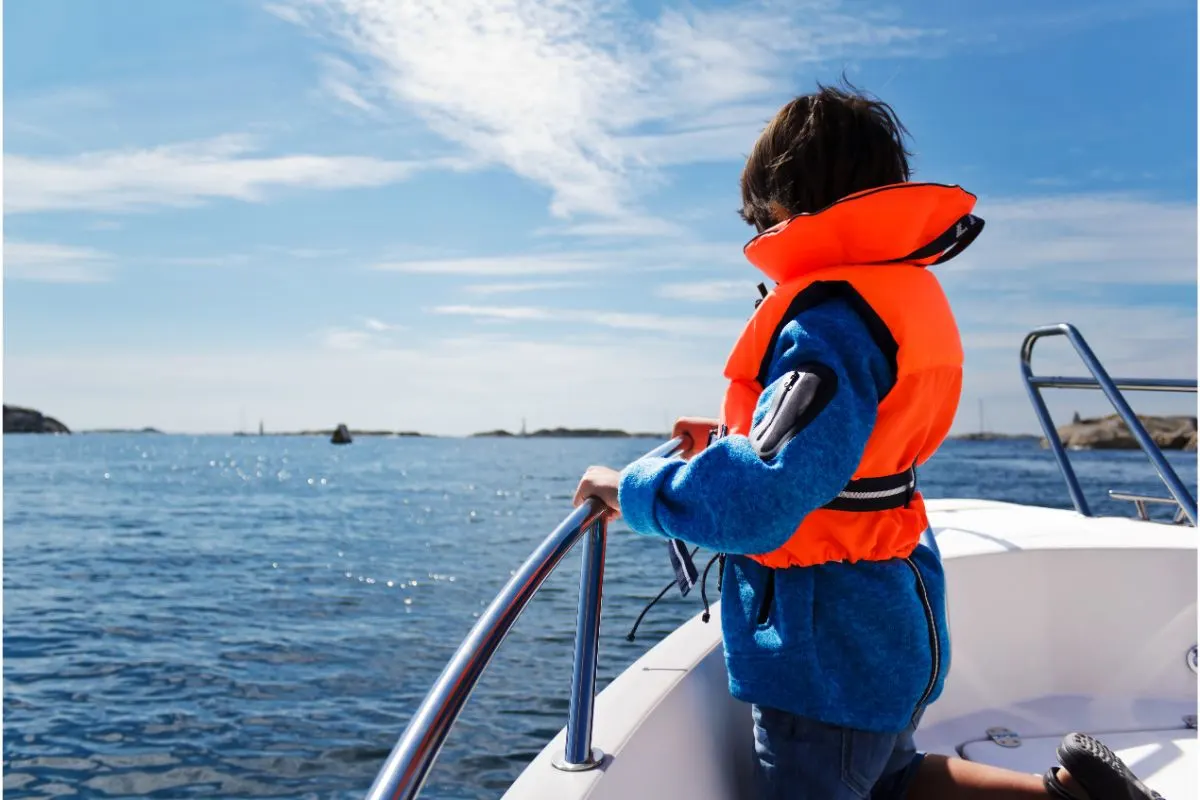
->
<box><xmin>836</xmin><ymin>480</ymin><xmax>913</xmax><ymax>502</ymax></box>
<box><xmin>822</xmin><ymin>467</ymin><xmax>916</xmax><ymax>512</ymax></box>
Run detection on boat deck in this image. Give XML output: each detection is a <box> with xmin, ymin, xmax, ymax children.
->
<box><xmin>963</xmin><ymin>728</ymin><xmax>1195</xmax><ymax>798</ymax></box>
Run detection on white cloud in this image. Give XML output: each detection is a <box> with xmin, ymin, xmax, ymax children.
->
<box><xmin>362</xmin><ymin>317</ymin><xmax>401</xmax><ymax>332</ymax></box>
<box><xmin>264</xmin><ymin>2</ymin><xmax>307</xmax><ymax>25</ymax></box>
<box><xmin>372</xmin><ymin>240</ymin><xmax>743</xmax><ymax>277</ymax></box>
<box><xmin>162</xmin><ymin>254</ymin><xmax>253</xmax><ymax>267</ymax></box>
<box><xmin>657</xmin><ymin>280</ymin><xmax>753</xmax><ymax>303</ymax></box>
<box><xmin>432</xmin><ymin>304</ymin><xmax>739</xmax><ymax>337</ymax></box>
<box><xmin>372</xmin><ymin>252</ymin><xmax>609</xmax><ymax>276</ymax></box>
<box><xmin>320</xmin><ymin>329</ymin><xmax>375</xmax><ymax>350</ymax></box>
<box><xmin>280</xmin><ymin>0</ymin><xmax>941</xmax><ymax>221</ymax></box>
<box><xmin>548</xmin><ymin>217</ymin><xmax>687</xmax><ymax>239</ymax></box>
<box><xmin>318</xmin><ymin>55</ymin><xmax>378</xmax><ymax>113</ymax></box>
<box><xmin>954</xmin><ymin>193</ymin><xmax>1197</xmax><ymax>285</ymax></box>
<box><xmin>4</xmin><ymin>134</ymin><xmax>446</xmax><ymax>214</ymax></box>
<box><xmin>463</xmin><ymin>281</ymin><xmax>585</xmax><ymax>295</ymax></box>
<box><xmin>4</xmin><ymin>241</ymin><xmax>113</xmax><ymax>283</ymax></box>
<box><xmin>317</xmin><ymin>316</ymin><xmax>405</xmax><ymax>349</ymax></box>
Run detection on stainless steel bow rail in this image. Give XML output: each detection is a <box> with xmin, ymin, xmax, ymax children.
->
<box><xmin>365</xmin><ymin>438</ymin><xmax>685</xmax><ymax>800</ymax></box>
<box><xmin>1020</xmin><ymin>323</ymin><xmax>1197</xmax><ymax>526</ymax></box>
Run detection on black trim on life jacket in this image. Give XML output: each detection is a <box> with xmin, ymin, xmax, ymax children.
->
<box><xmin>884</xmin><ymin>213</ymin><xmax>984</xmax><ymax>266</ymax></box>
<box><xmin>754</xmin><ymin>280</ymin><xmax>899</xmax><ymax>393</ymax></box>
<box><xmin>822</xmin><ymin>466</ymin><xmax>916</xmax><ymax>512</ymax></box>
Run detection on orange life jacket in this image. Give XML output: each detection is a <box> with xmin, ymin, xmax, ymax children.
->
<box><xmin>720</xmin><ymin>182</ymin><xmax>981</xmax><ymax>569</ymax></box>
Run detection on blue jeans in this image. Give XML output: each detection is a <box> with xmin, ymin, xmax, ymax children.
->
<box><xmin>752</xmin><ymin>705</ymin><xmax>925</xmax><ymax>799</ymax></box>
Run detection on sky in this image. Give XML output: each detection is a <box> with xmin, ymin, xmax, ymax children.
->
<box><xmin>3</xmin><ymin>0</ymin><xmax>1197</xmax><ymax>436</ymax></box>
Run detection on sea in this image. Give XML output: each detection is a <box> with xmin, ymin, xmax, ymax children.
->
<box><xmin>4</xmin><ymin>435</ymin><xmax>1196</xmax><ymax>799</ymax></box>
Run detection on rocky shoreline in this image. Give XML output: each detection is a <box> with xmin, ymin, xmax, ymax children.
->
<box><xmin>1049</xmin><ymin>413</ymin><xmax>1197</xmax><ymax>451</ymax></box>
<box><xmin>3</xmin><ymin>405</ymin><xmax>70</xmax><ymax>434</ymax></box>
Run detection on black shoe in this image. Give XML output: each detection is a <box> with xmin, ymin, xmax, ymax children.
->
<box><xmin>1046</xmin><ymin>732</ymin><xmax>1164</xmax><ymax>800</ymax></box>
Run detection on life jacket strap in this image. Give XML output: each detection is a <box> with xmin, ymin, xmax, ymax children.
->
<box><xmin>822</xmin><ymin>466</ymin><xmax>916</xmax><ymax>512</ymax></box>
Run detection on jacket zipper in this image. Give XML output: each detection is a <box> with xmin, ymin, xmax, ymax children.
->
<box><xmin>756</xmin><ymin>570</ymin><xmax>776</xmax><ymax>626</ymax></box>
<box><xmin>751</xmin><ymin>371</ymin><xmax>802</xmax><ymax>457</ymax></box>
<box><xmin>759</xmin><ymin>371</ymin><xmax>801</xmax><ymax>430</ymax></box>
<box><xmin>903</xmin><ymin>557</ymin><xmax>940</xmax><ymax>722</ymax></box>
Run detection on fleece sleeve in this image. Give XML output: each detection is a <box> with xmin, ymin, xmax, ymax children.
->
<box><xmin>617</xmin><ymin>297</ymin><xmax>894</xmax><ymax>555</ymax></box>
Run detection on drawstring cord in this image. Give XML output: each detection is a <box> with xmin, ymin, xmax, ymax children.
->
<box><xmin>625</xmin><ymin>578</ymin><xmax>676</xmax><ymax>642</ymax></box>
<box><xmin>626</xmin><ymin>549</ymin><xmax>726</xmax><ymax>641</ymax></box>
<box><xmin>698</xmin><ymin>552</ymin><xmax>723</xmax><ymax>623</ymax></box>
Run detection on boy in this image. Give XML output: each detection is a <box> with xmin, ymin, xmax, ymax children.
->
<box><xmin>573</xmin><ymin>84</ymin><xmax>1158</xmax><ymax>800</ymax></box>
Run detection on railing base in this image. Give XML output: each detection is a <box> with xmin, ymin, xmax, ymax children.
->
<box><xmin>552</xmin><ymin>748</ymin><xmax>605</xmax><ymax>772</ymax></box>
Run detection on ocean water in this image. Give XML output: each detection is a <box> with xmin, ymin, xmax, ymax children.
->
<box><xmin>4</xmin><ymin>435</ymin><xmax>1196</xmax><ymax>799</ymax></box>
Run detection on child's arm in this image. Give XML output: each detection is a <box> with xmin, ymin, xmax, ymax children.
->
<box><xmin>617</xmin><ymin>297</ymin><xmax>892</xmax><ymax>555</ymax></box>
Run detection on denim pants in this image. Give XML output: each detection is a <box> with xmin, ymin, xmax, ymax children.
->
<box><xmin>752</xmin><ymin>705</ymin><xmax>925</xmax><ymax>799</ymax></box>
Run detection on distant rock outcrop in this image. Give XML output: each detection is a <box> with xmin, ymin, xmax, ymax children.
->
<box><xmin>1048</xmin><ymin>414</ymin><xmax>1197</xmax><ymax>451</ymax></box>
<box><xmin>3</xmin><ymin>405</ymin><xmax>70</xmax><ymax>434</ymax></box>
<box><xmin>331</xmin><ymin>423</ymin><xmax>353</xmax><ymax>445</ymax></box>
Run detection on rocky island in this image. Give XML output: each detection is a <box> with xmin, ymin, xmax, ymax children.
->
<box><xmin>4</xmin><ymin>405</ymin><xmax>70</xmax><ymax>434</ymax></box>
<box><xmin>1049</xmin><ymin>413</ymin><xmax>1197</xmax><ymax>451</ymax></box>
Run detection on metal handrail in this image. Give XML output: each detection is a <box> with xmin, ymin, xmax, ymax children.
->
<box><xmin>365</xmin><ymin>438</ymin><xmax>685</xmax><ymax>800</ymax></box>
<box><xmin>1108</xmin><ymin>490</ymin><xmax>1191</xmax><ymax>524</ymax></box>
<box><xmin>1019</xmin><ymin>323</ymin><xmax>1197</xmax><ymax>526</ymax></box>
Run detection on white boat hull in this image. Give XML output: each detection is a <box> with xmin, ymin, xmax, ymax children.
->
<box><xmin>503</xmin><ymin>500</ymin><xmax>1197</xmax><ymax>799</ymax></box>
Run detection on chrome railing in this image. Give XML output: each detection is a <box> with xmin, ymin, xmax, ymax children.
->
<box><xmin>1020</xmin><ymin>323</ymin><xmax>1197</xmax><ymax>526</ymax></box>
<box><xmin>365</xmin><ymin>438</ymin><xmax>684</xmax><ymax>800</ymax></box>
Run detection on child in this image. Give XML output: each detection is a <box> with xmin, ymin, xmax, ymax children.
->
<box><xmin>573</xmin><ymin>84</ymin><xmax>1159</xmax><ymax>800</ymax></box>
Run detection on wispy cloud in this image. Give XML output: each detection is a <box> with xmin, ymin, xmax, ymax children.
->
<box><xmin>432</xmin><ymin>304</ymin><xmax>738</xmax><ymax>337</ymax></box>
<box><xmin>363</xmin><ymin>317</ymin><xmax>401</xmax><ymax>332</ymax></box>
<box><xmin>955</xmin><ymin>193</ymin><xmax>1197</xmax><ymax>285</ymax></box>
<box><xmin>317</xmin><ymin>316</ymin><xmax>404</xmax><ymax>349</ymax></box>
<box><xmin>372</xmin><ymin>240</ymin><xmax>743</xmax><ymax>277</ymax></box>
<box><xmin>162</xmin><ymin>254</ymin><xmax>253</xmax><ymax>268</ymax></box>
<box><xmin>463</xmin><ymin>281</ymin><xmax>586</xmax><ymax>295</ymax></box>
<box><xmin>4</xmin><ymin>134</ymin><xmax>450</xmax><ymax>214</ymax></box>
<box><xmin>4</xmin><ymin>241</ymin><xmax>114</xmax><ymax>283</ymax></box>
<box><xmin>372</xmin><ymin>252</ymin><xmax>609</xmax><ymax>276</ymax></box>
<box><xmin>657</xmin><ymin>279</ymin><xmax>752</xmax><ymax>303</ymax></box>
<box><xmin>278</xmin><ymin>0</ymin><xmax>941</xmax><ymax>222</ymax></box>
<box><xmin>317</xmin><ymin>54</ymin><xmax>378</xmax><ymax>114</ymax></box>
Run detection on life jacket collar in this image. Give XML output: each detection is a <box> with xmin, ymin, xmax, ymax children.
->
<box><xmin>743</xmin><ymin>182</ymin><xmax>979</xmax><ymax>284</ymax></box>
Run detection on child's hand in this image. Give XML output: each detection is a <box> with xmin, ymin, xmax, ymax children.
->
<box><xmin>573</xmin><ymin>466</ymin><xmax>621</xmax><ymax>520</ymax></box>
<box><xmin>672</xmin><ymin>417</ymin><xmax>719</xmax><ymax>459</ymax></box>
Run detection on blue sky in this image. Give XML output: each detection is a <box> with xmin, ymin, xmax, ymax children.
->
<box><xmin>4</xmin><ymin>0</ymin><xmax>1197</xmax><ymax>435</ymax></box>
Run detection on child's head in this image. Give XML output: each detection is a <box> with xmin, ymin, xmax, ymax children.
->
<box><xmin>740</xmin><ymin>82</ymin><xmax>912</xmax><ymax>232</ymax></box>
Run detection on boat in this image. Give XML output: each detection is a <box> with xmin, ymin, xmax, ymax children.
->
<box><xmin>364</xmin><ymin>323</ymin><xmax>1197</xmax><ymax>800</ymax></box>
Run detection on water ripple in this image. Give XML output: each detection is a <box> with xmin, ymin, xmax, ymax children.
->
<box><xmin>4</xmin><ymin>435</ymin><xmax>1194</xmax><ymax>798</ymax></box>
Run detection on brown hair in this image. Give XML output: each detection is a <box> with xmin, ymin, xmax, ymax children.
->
<box><xmin>740</xmin><ymin>81</ymin><xmax>912</xmax><ymax>232</ymax></box>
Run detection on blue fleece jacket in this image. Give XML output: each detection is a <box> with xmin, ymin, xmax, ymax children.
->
<box><xmin>618</xmin><ymin>297</ymin><xmax>951</xmax><ymax>733</ymax></box>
